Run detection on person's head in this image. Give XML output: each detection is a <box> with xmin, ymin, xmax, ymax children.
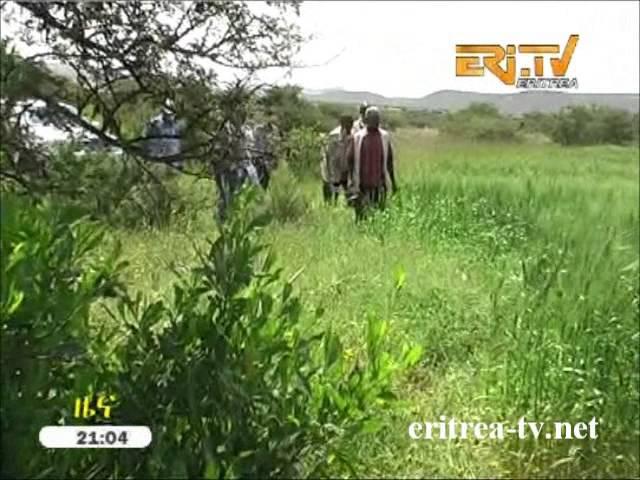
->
<box><xmin>161</xmin><ymin>98</ymin><xmax>174</xmax><ymax>120</ymax></box>
<box><xmin>359</xmin><ymin>101</ymin><xmax>368</xmax><ymax>118</ymax></box>
<box><xmin>364</xmin><ymin>106</ymin><xmax>380</xmax><ymax>130</ymax></box>
<box><xmin>339</xmin><ymin>114</ymin><xmax>353</xmax><ymax>134</ymax></box>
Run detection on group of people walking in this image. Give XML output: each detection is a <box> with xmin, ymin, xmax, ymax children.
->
<box><xmin>212</xmin><ymin>117</ymin><xmax>278</xmax><ymax>221</ymax></box>
<box><xmin>321</xmin><ymin>102</ymin><xmax>398</xmax><ymax>221</ymax></box>
<box><xmin>143</xmin><ymin>100</ymin><xmax>278</xmax><ymax>223</ymax></box>
<box><xmin>143</xmin><ymin>99</ymin><xmax>397</xmax><ymax>224</ymax></box>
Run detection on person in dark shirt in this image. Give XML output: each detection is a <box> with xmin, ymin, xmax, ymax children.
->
<box><xmin>346</xmin><ymin>106</ymin><xmax>397</xmax><ymax>222</ymax></box>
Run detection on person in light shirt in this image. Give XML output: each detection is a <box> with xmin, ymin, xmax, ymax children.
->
<box><xmin>321</xmin><ymin>114</ymin><xmax>353</xmax><ymax>204</ymax></box>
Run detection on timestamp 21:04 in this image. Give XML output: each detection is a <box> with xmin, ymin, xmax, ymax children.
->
<box><xmin>77</xmin><ymin>429</ymin><xmax>128</xmax><ymax>446</ymax></box>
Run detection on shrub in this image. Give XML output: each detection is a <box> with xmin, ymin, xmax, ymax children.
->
<box><xmin>552</xmin><ymin>105</ymin><xmax>635</xmax><ymax>146</ymax></box>
<box><xmin>0</xmin><ymin>194</ymin><xmax>127</xmax><ymax>479</ymax></box>
<box><xmin>259</xmin><ymin>85</ymin><xmax>326</xmax><ymax>134</ymax></box>
<box><xmin>380</xmin><ymin>109</ymin><xmax>408</xmax><ymax>132</ymax></box>
<box><xmin>102</xmin><ymin>191</ymin><xmax>421</xmax><ymax>478</ymax></box>
<box><xmin>404</xmin><ymin>109</ymin><xmax>445</xmax><ymax>130</ymax></box>
<box><xmin>281</xmin><ymin>126</ymin><xmax>325</xmax><ymax>178</ymax></box>
<box><xmin>316</xmin><ymin>102</ymin><xmax>353</xmax><ymax>131</ymax></box>
<box><xmin>440</xmin><ymin>103</ymin><xmax>521</xmax><ymax>142</ymax></box>
<box><xmin>42</xmin><ymin>145</ymin><xmax>192</xmax><ymax>229</ymax></box>
<box><xmin>520</xmin><ymin>111</ymin><xmax>558</xmax><ymax>139</ymax></box>
<box><xmin>2</xmin><ymin>189</ymin><xmax>421</xmax><ymax>479</ymax></box>
<box><xmin>264</xmin><ymin>161</ymin><xmax>309</xmax><ymax>223</ymax></box>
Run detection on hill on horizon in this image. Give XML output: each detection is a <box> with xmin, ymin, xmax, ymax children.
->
<box><xmin>302</xmin><ymin>88</ymin><xmax>640</xmax><ymax>115</ymax></box>
<box><xmin>42</xmin><ymin>59</ymin><xmax>639</xmax><ymax>116</ymax></box>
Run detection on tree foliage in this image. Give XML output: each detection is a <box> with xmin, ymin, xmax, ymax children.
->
<box><xmin>552</xmin><ymin>105</ymin><xmax>636</xmax><ymax>146</ymax></box>
<box><xmin>1</xmin><ymin>1</ymin><xmax>304</xmax><ymax>192</ymax></box>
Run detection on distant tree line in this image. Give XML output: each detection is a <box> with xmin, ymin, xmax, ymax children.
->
<box><xmin>261</xmin><ymin>87</ymin><xmax>639</xmax><ymax>146</ymax></box>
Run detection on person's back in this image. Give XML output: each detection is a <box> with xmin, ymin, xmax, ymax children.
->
<box><xmin>144</xmin><ymin>111</ymin><xmax>182</xmax><ymax>163</ymax></box>
<box><xmin>321</xmin><ymin>127</ymin><xmax>345</xmax><ymax>180</ymax></box>
<box><xmin>252</xmin><ymin>122</ymin><xmax>278</xmax><ymax>188</ymax></box>
<box><xmin>357</xmin><ymin>128</ymin><xmax>384</xmax><ymax>189</ymax></box>
<box><xmin>213</xmin><ymin>120</ymin><xmax>263</xmax><ymax>223</ymax></box>
<box><xmin>321</xmin><ymin>115</ymin><xmax>352</xmax><ymax>203</ymax></box>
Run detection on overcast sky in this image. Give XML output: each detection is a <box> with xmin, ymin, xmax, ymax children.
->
<box><xmin>3</xmin><ymin>1</ymin><xmax>638</xmax><ymax>97</ymax></box>
<box><xmin>262</xmin><ymin>0</ymin><xmax>640</xmax><ymax>97</ymax></box>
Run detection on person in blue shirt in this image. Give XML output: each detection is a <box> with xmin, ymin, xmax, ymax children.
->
<box><xmin>144</xmin><ymin>99</ymin><xmax>184</xmax><ymax>168</ymax></box>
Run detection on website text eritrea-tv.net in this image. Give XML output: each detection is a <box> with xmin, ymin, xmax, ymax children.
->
<box><xmin>409</xmin><ymin>416</ymin><xmax>599</xmax><ymax>441</ymax></box>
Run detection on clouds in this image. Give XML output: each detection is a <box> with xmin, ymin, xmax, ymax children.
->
<box><xmin>262</xmin><ymin>1</ymin><xmax>639</xmax><ymax>96</ymax></box>
<box><xmin>3</xmin><ymin>1</ymin><xmax>638</xmax><ymax>96</ymax></box>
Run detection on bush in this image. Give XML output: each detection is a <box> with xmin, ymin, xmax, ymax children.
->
<box><xmin>264</xmin><ymin>161</ymin><xmax>309</xmax><ymax>223</ymax></box>
<box><xmin>380</xmin><ymin>109</ymin><xmax>408</xmax><ymax>132</ymax></box>
<box><xmin>106</xmin><ymin>191</ymin><xmax>421</xmax><ymax>478</ymax></box>
<box><xmin>281</xmin><ymin>126</ymin><xmax>325</xmax><ymax>178</ymax></box>
<box><xmin>552</xmin><ymin>105</ymin><xmax>635</xmax><ymax>146</ymax></box>
<box><xmin>404</xmin><ymin>109</ymin><xmax>445</xmax><ymax>130</ymax></box>
<box><xmin>259</xmin><ymin>85</ymin><xmax>326</xmax><ymax>134</ymax></box>
<box><xmin>316</xmin><ymin>102</ymin><xmax>353</xmax><ymax>131</ymax></box>
<box><xmin>440</xmin><ymin>103</ymin><xmax>521</xmax><ymax>142</ymax></box>
<box><xmin>520</xmin><ymin>111</ymin><xmax>558</xmax><ymax>139</ymax></box>
<box><xmin>42</xmin><ymin>145</ymin><xmax>193</xmax><ymax>229</ymax></box>
<box><xmin>1</xmin><ymin>189</ymin><xmax>421</xmax><ymax>479</ymax></box>
<box><xmin>1</xmin><ymin>194</ymin><xmax>127</xmax><ymax>479</ymax></box>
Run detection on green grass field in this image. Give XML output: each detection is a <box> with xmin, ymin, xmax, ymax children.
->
<box><xmin>113</xmin><ymin>129</ymin><xmax>639</xmax><ymax>478</ymax></box>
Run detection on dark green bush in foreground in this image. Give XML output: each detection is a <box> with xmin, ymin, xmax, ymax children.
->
<box><xmin>0</xmin><ymin>190</ymin><xmax>420</xmax><ymax>479</ymax></box>
<box><xmin>0</xmin><ymin>194</ymin><xmax>128</xmax><ymax>478</ymax></box>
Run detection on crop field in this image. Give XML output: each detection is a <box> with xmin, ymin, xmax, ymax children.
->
<box><xmin>111</xmin><ymin>129</ymin><xmax>639</xmax><ymax>478</ymax></box>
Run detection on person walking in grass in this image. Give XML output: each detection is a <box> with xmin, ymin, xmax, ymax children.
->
<box><xmin>213</xmin><ymin>117</ymin><xmax>261</xmax><ymax>223</ymax></box>
<box><xmin>351</xmin><ymin>101</ymin><xmax>368</xmax><ymax>135</ymax></box>
<box><xmin>347</xmin><ymin>106</ymin><xmax>397</xmax><ymax>222</ymax></box>
<box><xmin>321</xmin><ymin>114</ymin><xmax>353</xmax><ymax>204</ymax></box>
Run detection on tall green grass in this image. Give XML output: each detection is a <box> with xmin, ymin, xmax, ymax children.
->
<box><xmin>267</xmin><ymin>134</ymin><xmax>638</xmax><ymax>478</ymax></box>
<box><xmin>103</xmin><ymin>131</ymin><xmax>638</xmax><ymax>478</ymax></box>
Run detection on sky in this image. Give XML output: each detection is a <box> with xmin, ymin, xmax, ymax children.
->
<box><xmin>2</xmin><ymin>1</ymin><xmax>638</xmax><ymax>98</ymax></box>
<box><xmin>261</xmin><ymin>0</ymin><xmax>640</xmax><ymax>97</ymax></box>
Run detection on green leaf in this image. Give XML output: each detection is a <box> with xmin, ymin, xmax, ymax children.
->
<box><xmin>393</xmin><ymin>265</ymin><xmax>406</xmax><ymax>291</ymax></box>
<box><xmin>378</xmin><ymin>389</ymin><xmax>398</xmax><ymax>402</ymax></box>
<box><xmin>6</xmin><ymin>289</ymin><xmax>24</xmax><ymax>316</ymax></box>
<box><xmin>288</xmin><ymin>267</ymin><xmax>305</xmax><ymax>284</ymax></box>
<box><xmin>402</xmin><ymin>344</ymin><xmax>423</xmax><ymax>367</ymax></box>
<box><xmin>324</xmin><ymin>331</ymin><xmax>342</xmax><ymax>369</ymax></box>
<box><xmin>360</xmin><ymin>418</ymin><xmax>384</xmax><ymax>435</ymax></box>
<box><xmin>548</xmin><ymin>457</ymin><xmax>576</xmax><ymax>471</ymax></box>
<box><xmin>282</xmin><ymin>282</ymin><xmax>293</xmax><ymax>303</ymax></box>
<box><xmin>204</xmin><ymin>459</ymin><xmax>221</xmax><ymax>480</ymax></box>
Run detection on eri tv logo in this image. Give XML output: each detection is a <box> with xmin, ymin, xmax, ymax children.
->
<box><xmin>456</xmin><ymin>35</ymin><xmax>579</xmax><ymax>89</ymax></box>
